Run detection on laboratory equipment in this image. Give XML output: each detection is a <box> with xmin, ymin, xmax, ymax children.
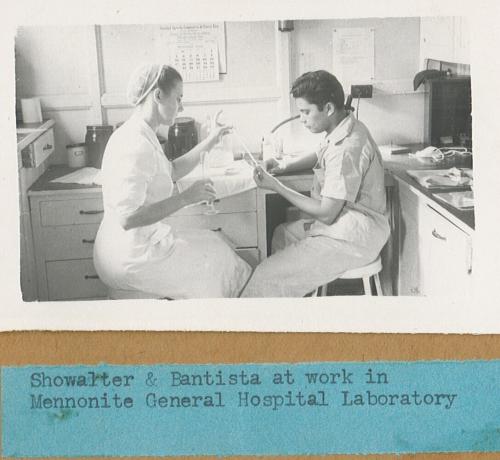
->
<box><xmin>200</xmin><ymin>150</ymin><xmax>218</xmax><ymax>215</ymax></box>
<box><xmin>166</xmin><ymin>117</ymin><xmax>198</xmax><ymax>160</ymax></box>
<box><xmin>66</xmin><ymin>143</ymin><xmax>87</xmax><ymax>168</ymax></box>
<box><xmin>232</xmin><ymin>130</ymin><xmax>259</xmax><ymax>167</ymax></box>
<box><xmin>424</xmin><ymin>76</ymin><xmax>471</xmax><ymax>148</ymax></box>
<box><xmin>85</xmin><ymin>125</ymin><xmax>113</xmax><ymax>168</ymax></box>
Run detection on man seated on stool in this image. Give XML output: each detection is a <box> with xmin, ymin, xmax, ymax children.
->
<box><xmin>241</xmin><ymin>70</ymin><xmax>389</xmax><ymax>297</ymax></box>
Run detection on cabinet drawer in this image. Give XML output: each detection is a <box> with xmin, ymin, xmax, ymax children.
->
<box><xmin>166</xmin><ymin>212</ymin><xmax>257</xmax><ymax>248</ymax></box>
<box><xmin>39</xmin><ymin>197</ymin><xmax>104</xmax><ymax>226</ymax></box>
<box><xmin>21</xmin><ymin>129</ymin><xmax>55</xmax><ymax>168</ymax></box>
<box><xmin>172</xmin><ymin>190</ymin><xmax>256</xmax><ymax>216</ymax></box>
<box><xmin>40</xmin><ymin>224</ymin><xmax>100</xmax><ymax>261</ymax></box>
<box><xmin>46</xmin><ymin>259</ymin><xmax>107</xmax><ymax>301</ymax></box>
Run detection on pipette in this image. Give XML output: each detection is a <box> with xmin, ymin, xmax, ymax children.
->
<box><xmin>232</xmin><ymin>130</ymin><xmax>260</xmax><ymax>168</ymax></box>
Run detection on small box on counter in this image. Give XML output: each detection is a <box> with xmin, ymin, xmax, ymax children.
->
<box><xmin>379</xmin><ymin>144</ymin><xmax>412</xmax><ymax>155</ymax></box>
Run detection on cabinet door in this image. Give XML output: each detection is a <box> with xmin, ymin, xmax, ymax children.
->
<box><xmin>397</xmin><ymin>183</ymin><xmax>423</xmax><ymax>295</ymax></box>
<box><xmin>419</xmin><ymin>204</ymin><xmax>473</xmax><ymax>296</ymax></box>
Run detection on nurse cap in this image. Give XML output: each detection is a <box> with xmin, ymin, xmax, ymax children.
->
<box><xmin>126</xmin><ymin>63</ymin><xmax>163</xmax><ymax>106</ymax></box>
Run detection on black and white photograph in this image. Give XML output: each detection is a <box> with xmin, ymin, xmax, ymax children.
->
<box><xmin>2</xmin><ymin>0</ymin><xmax>500</xmax><ymax>331</ymax></box>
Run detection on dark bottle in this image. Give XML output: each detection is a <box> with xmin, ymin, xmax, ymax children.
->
<box><xmin>85</xmin><ymin>125</ymin><xmax>114</xmax><ymax>168</ymax></box>
<box><xmin>166</xmin><ymin>117</ymin><xmax>198</xmax><ymax>160</ymax></box>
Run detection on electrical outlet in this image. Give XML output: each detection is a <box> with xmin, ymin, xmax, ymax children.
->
<box><xmin>350</xmin><ymin>84</ymin><xmax>373</xmax><ymax>98</ymax></box>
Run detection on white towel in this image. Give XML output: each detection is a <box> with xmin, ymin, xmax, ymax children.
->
<box><xmin>176</xmin><ymin>160</ymin><xmax>256</xmax><ymax>199</ymax></box>
<box><xmin>50</xmin><ymin>167</ymin><xmax>102</xmax><ymax>185</ymax></box>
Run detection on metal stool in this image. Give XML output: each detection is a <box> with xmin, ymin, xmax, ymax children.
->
<box><xmin>314</xmin><ymin>255</ymin><xmax>383</xmax><ymax>296</ymax></box>
<box><xmin>108</xmin><ymin>287</ymin><xmax>165</xmax><ymax>300</ymax></box>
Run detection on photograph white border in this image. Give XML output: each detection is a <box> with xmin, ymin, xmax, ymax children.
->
<box><xmin>1</xmin><ymin>0</ymin><xmax>499</xmax><ymax>332</ymax></box>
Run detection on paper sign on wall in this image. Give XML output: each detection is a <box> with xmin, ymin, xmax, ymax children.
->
<box><xmin>332</xmin><ymin>27</ymin><xmax>375</xmax><ymax>90</ymax></box>
<box><xmin>160</xmin><ymin>23</ymin><xmax>226</xmax><ymax>82</ymax></box>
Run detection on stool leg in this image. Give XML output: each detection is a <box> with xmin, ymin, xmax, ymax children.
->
<box><xmin>362</xmin><ymin>276</ymin><xmax>372</xmax><ymax>296</ymax></box>
<box><xmin>373</xmin><ymin>273</ymin><xmax>383</xmax><ymax>296</ymax></box>
<box><xmin>314</xmin><ymin>284</ymin><xmax>328</xmax><ymax>297</ymax></box>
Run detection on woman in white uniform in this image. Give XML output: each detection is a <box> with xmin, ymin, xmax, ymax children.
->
<box><xmin>94</xmin><ymin>63</ymin><xmax>251</xmax><ymax>299</ymax></box>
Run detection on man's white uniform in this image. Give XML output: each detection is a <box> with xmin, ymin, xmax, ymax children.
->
<box><xmin>242</xmin><ymin>113</ymin><xmax>389</xmax><ymax>297</ymax></box>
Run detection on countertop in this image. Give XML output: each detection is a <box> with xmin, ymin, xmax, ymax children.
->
<box><xmin>382</xmin><ymin>144</ymin><xmax>474</xmax><ymax>231</ymax></box>
<box><xmin>28</xmin><ymin>166</ymin><xmax>101</xmax><ymax>196</ymax></box>
<box><xmin>29</xmin><ymin>146</ymin><xmax>475</xmax><ymax>232</ymax></box>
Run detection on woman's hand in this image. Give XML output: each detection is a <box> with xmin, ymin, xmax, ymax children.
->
<box><xmin>180</xmin><ymin>179</ymin><xmax>216</xmax><ymax>205</ymax></box>
<box><xmin>253</xmin><ymin>166</ymin><xmax>281</xmax><ymax>191</ymax></box>
<box><xmin>205</xmin><ymin>110</ymin><xmax>233</xmax><ymax>151</ymax></box>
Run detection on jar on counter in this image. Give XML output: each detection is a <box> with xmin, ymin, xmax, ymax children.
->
<box><xmin>166</xmin><ymin>117</ymin><xmax>198</xmax><ymax>160</ymax></box>
<box><xmin>85</xmin><ymin>125</ymin><xmax>114</xmax><ymax>168</ymax></box>
<box><xmin>66</xmin><ymin>143</ymin><xmax>87</xmax><ymax>168</ymax></box>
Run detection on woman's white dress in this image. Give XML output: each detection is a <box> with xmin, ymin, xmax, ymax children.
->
<box><xmin>93</xmin><ymin>115</ymin><xmax>251</xmax><ymax>298</ymax></box>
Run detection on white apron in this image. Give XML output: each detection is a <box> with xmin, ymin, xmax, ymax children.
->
<box><xmin>93</xmin><ymin>115</ymin><xmax>251</xmax><ymax>298</ymax></box>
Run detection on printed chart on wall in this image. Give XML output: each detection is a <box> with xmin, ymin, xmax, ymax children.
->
<box><xmin>159</xmin><ymin>22</ymin><xmax>227</xmax><ymax>82</ymax></box>
<box><xmin>332</xmin><ymin>27</ymin><xmax>375</xmax><ymax>90</ymax></box>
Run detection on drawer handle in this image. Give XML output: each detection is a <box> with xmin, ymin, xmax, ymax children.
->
<box><xmin>43</xmin><ymin>144</ymin><xmax>53</xmax><ymax>151</ymax></box>
<box><xmin>213</xmin><ymin>199</ymin><xmax>220</xmax><ymax>203</ymax></box>
<box><xmin>82</xmin><ymin>239</ymin><xmax>95</xmax><ymax>244</ymax></box>
<box><xmin>84</xmin><ymin>275</ymin><xmax>100</xmax><ymax>280</ymax></box>
<box><xmin>431</xmin><ymin>229</ymin><xmax>447</xmax><ymax>241</ymax></box>
<box><xmin>80</xmin><ymin>210</ymin><xmax>104</xmax><ymax>215</ymax></box>
<box><xmin>211</xmin><ymin>227</ymin><xmax>222</xmax><ymax>232</ymax></box>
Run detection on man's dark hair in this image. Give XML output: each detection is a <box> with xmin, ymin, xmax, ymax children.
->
<box><xmin>291</xmin><ymin>70</ymin><xmax>345</xmax><ymax>111</ymax></box>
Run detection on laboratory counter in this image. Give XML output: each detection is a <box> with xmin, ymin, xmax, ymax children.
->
<box><xmin>28</xmin><ymin>158</ymin><xmax>475</xmax><ymax>234</ymax></box>
<box><xmin>27</xmin><ymin>146</ymin><xmax>474</xmax><ymax>300</ymax></box>
<box><xmin>382</xmin><ymin>146</ymin><xmax>474</xmax><ymax>232</ymax></box>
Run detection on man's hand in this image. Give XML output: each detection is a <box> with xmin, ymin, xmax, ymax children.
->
<box><xmin>253</xmin><ymin>166</ymin><xmax>281</xmax><ymax>191</ymax></box>
<box><xmin>262</xmin><ymin>158</ymin><xmax>286</xmax><ymax>175</ymax></box>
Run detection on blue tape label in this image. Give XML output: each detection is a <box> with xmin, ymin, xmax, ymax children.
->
<box><xmin>1</xmin><ymin>361</ymin><xmax>499</xmax><ymax>457</ymax></box>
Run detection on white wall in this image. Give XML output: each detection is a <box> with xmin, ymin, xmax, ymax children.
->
<box><xmin>99</xmin><ymin>22</ymin><xmax>281</xmax><ymax>154</ymax></box>
<box><xmin>15</xmin><ymin>26</ymin><xmax>96</xmax><ymax>164</ymax></box>
<box><xmin>286</xmin><ymin>17</ymin><xmax>425</xmax><ymax>148</ymax></box>
<box><xmin>15</xmin><ymin>18</ymin><xmax>427</xmax><ymax>165</ymax></box>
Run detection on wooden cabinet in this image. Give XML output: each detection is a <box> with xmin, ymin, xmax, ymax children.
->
<box><xmin>420</xmin><ymin>16</ymin><xmax>470</xmax><ymax>66</ymax></box>
<box><xmin>396</xmin><ymin>180</ymin><xmax>473</xmax><ymax>296</ymax></box>
<box><xmin>419</xmin><ymin>203</ymin><xmax>473</xmax><ymax>296</ymax></box>
<box><xmin>29</xmin><ymin>187</ymin><xmax>259</xmax><ymax>301</ymax></box>
<box><xmin>165</xmin><ymin>190</ymin><xmax>260</xmax><ymax>267</ymax></box>
<box><xmin>18</xmin><ymin>120</ymin><xmax>56</xmax><ymax>301</ymax></box>
<box><xmin>30</xmin><ymin>191</ymin><xmax>106</xmax><ymax>301</ymax></box>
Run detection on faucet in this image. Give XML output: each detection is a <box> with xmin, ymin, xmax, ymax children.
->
<box><xmin>270</xmin><ymin>115</ymin><xmax>300</xmax><ymax>134</ymax></box>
